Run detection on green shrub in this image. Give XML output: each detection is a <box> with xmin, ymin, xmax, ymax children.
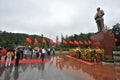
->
<box><xmin>113</xmin><ymin>46</ymin><xmax>120</xmax><ymax>51</ymax></box>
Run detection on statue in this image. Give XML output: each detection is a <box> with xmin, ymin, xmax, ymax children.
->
<box><xmin>95</xmin><ymin>7</ymin><xmax>105</xmax><ymax>32</ymax></box>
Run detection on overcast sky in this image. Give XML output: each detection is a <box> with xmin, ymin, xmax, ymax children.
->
<box><xmin>0</xmin><ymin>0</ymin><xmax>120</xmax><ymax>41</ymax></box>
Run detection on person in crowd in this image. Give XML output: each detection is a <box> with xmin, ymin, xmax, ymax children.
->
<box><xmin>29</xmin><ymin>47</ymin><xmax>33</xmax><ymax>59</ymax></box>
<box><xmin>39</xmin><ymin>48</ymin><xmax>42</xmax><ymax>58</ymax></box>
<box><xmin>11</xmin><ymin>49</ymin><xmax>15</xmax><ymax>60</ymax></box>
<box><xmin>52</xmin><ymin>48</ymin><xmax>55</xmax><ymax>55</ymax></box>
<box><xmin>41</xmin><ymin>47</ymin><xmax>46</xmax><ymax>62</ymax></box>
<box><xmin>15</xmin><ymin>48</ymin><xmax>21</xmax><ymax>66</ymax></box>
<box><xmin>36</xmin><ymin>48</ymin><xmax>39</xmax><ymax>59</ymax></box>
<box><xmin>47</xmin><ymin>48</ymin><xmax>51</xmax><ymax>56</ymax></box>
<box><xmin>23</xmin><ymin>48</ymin><xmax>27</xmax><ymax>59</ymax></box>
<box><xmin>33</xmin><ymin>48</ymin><xmax>39</xmax><ymax>59</ymax></box>
<box><xmin>20</xmin><ymin>48</ymin><xmax>23</xmax><ymax>59</ymax></box>
<box><xmin>5</xmin><ymin>50</ymin><xmax>14</xmax><ymax>67</ymax></box>
<box><xmin>0</xmin><ymin>48</ymin><xmax>2</xmax><ymax>60</ymax></box>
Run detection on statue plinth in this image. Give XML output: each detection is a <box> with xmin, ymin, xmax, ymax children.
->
<box><xmin>90</xmin><ymin>32</ymin><xmax>116</xmax><ymax>59</ymax></box>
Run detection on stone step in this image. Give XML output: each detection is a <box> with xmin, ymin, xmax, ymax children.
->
<box><xmin>115</xmin><ymin>66</ymin><xmax>120</xmax><ymax>75</ymax></box>
<box><xmin>116</xmin><ymin>77</ymin><xmax>120</xmax><ymax>80</ymax></box>
<box><xmin>115</xmin><ymin>66</ymin><xmax>120</xmax><ymax>69</ymax></box>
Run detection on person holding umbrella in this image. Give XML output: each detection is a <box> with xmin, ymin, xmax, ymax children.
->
<box><xmin>15</xmin><ymin>48</ymin><xmax>21</xmax><ymax>66</ymax></box>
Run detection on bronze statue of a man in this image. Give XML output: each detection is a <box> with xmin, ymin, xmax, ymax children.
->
<box><xmin>95</xmin><ymin>7</ymin><xmax>105</xmax><ymax>32</ymax></box>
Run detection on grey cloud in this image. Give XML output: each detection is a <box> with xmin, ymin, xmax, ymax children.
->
<box><xmin>0</xmin><ymin>0</ymin><xmax>120</xmax><ymax>41</ymax></box>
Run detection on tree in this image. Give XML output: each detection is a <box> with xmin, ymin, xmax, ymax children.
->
<box><xmin>111</xmin><ymin>23</ymin><xmax>120</xmax><ymax>46</ymax></box>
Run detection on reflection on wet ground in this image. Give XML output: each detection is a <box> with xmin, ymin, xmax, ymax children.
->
<box><xmin>0</xmin><ymin>54</ymin><xmax>120</xmax><ymax>80</ymax></box>
<box><xmin>50</xmin><ymin>54</ymin><xmax>120</xmax><ymax>80</ymax></box>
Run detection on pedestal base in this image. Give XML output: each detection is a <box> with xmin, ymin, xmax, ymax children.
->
<box><xmin>90</xmin><ymin>32</ymin><xmax>115</xmax><ymax>59</ymax></box>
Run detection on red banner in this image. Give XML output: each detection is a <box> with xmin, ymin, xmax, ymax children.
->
<box><xmin>74</xmin><ymin>41</ymin><xmax>79</xmax><ymax>45</ymax></box>
<box><xmin>26</xmin><ymin>37</ymin><xmax>32</xmax><ymax>43</ymax></box>
<box><xmin>50</xmin><ymin>39</ymin><xmax>54</xmax><ymax>45</ymax></box>
<box><xmin>34</xmin><ymin>38</ymin><xmax>38</xmax><ymax>45</ymax></box>
<box><xmin>88</xmin><ymin>40</ymin><xmax>91</xmax><ymax>45</ymax></box>
<box><xmin>69</xmin><ymin>40</ymin><xmax>74</xmax><ymax>44</ymax></box>
<box><xmin>84</xmin><ymin>41</ymin><xmax>89</xmax><ymax>45</ymax></box>
<box><xmin>56</xmin><ymin>40</ymin><xmax>60</xmax><ymax>45</ymax></box>
<box><xmin>63</xmin><ymin>40</ymin><xmax>67</xmax><ymax>44</ymax></box>
<box><xmin>42</xmin><ymin>38</ymin><xmax>46</xmax><ymax>44</ymax></box>
<box><xmin>79</xmin><ymin>41</ymin><xmax>83</xmax><ymax>45</ymax></box>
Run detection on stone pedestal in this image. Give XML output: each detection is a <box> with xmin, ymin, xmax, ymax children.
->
<box><xmin>90</xmin><ymin>32</ymin><xmax>116</xmax><ymax>58</ymax></box>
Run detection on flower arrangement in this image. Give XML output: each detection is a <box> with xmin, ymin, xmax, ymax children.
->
<box><xmin>69</xmin><ymin>48</ymin><xmax>104</xmax><ymax>62</ymax></box>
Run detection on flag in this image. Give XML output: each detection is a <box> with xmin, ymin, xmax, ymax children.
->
<box><xmin>88</xmin><ymin>40</ymin><xmax>91</xmax><ymax>45</ymax></box>
<box><xmin>62</xmin><ymin>40</ymin><xmax>67</xmax><ymax>44</ymax></box>
<box><xmin>79</xmin><ymin>41</ymin><xmax>83</xmax><ymax>45</ymax></box>
<box><xmin>34</xmin><ymin>38</ymin><xmax>38</xmax><ymax>45</ymax></box>
<box><xmin>56</xmin><ymin>40</ymin><xmax>60</xmax><ymax>45</ymax></box>
<box><xmin>26</xmin><ymin>37</ymin><xmax>32</xmax><ymax>43</ymax></box>
<box><xmin>84</xmin><ymin>41</ymin><xmax>89</xmax><ymax>45</ymax></box>
<box><xmin>69</xmin><ymin>40</ymin><xmax>74</xmax><ymax>44</ymax></box>
<box><xmin>74</xmin><ymin>41</ymin><xmax>79</xmax><ymax>45</ymax></box>
<box><xmin>50</xmin><ymin>39</ymin><xmax>54</xmax><ymax>45</ymax></box>
<box><xmin>42</xmin><ymin>38</ymin><xmax>46</xmax><ymax>44</ymax></box>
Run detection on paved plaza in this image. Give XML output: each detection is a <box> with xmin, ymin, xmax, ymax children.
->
<box><xmin>0</xmin><ymin>54</ymin><xmax>120</xmax><ymax>80</ymax></box>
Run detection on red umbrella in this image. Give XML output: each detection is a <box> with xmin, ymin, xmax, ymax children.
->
<box><xmin>1</xmin><ymin>48</ymin><xmax>7</xmax><ymax>55</ymax></box>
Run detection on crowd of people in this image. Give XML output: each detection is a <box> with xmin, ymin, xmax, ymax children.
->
<box><xmin>0</xmin><ymin>47</ymin><xmax>56</xmax><ymax>67</ymax></box>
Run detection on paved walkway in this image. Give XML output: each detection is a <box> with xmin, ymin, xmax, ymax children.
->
<box><xmin>0</xmin><ymin>54</ymin><xmax>120</xmax><ymax>80</ymax></box>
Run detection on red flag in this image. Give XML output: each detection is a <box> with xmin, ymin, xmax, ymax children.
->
<box><xmin>50</xmin><ymin>39</ymin><xmax>54</xmax><ymax>45</ymax></box>
<box><xmin>26</xmin><ymin>37</ymin><xmax>32</xmax><ymax>43</ymax></box>
<box><xmin>74</xmin><ymin>41</ymin><xmax>79</xmax><ymax>45</ymax></box>
<box><xmin>84</xmin><ymin>41</ymin><xmax>89</xmax><ymax>45</ymax></box>
<box><xmin>79</xmin><ymin>41</ymin><xmax>83</xmax><ymax>45</ymax></box>
<box><xmin>42</xmin><ymin>38</ymin><xmax>46</xmax><ymax>44</ymax></box>
<box><xmin>34</xmin><ymin>38</ymin><xmax>38</xmax><ymax>45</ymax></box>
<box><xmin>69</xmin><ymin>40</ymin><xmax>74</xmax><ymax>44</ymax></box>
<box><xmin>56</xmin><ymin>40</ymin><xmax>60</xmax><ymax>45</ymax></box>
<box><xmin>1</xmin><ymin>48</ymin><xmax>7</xmax><ymax>55</ymax></box>
<box><xmin>62</xmin><ymin>40</ymin><xmax>67</xmax><ymax>44</ymax></box>
<box><xmin>115</xmin><ymin>38</ymin><xmax>118</xmax><ymax>42</ymax></box>
<box><xmin>88</xmin><ymin>40</ymin><xmax>91</xmax><ymax>44</ymax></box>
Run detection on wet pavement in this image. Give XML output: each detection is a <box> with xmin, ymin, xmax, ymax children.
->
<box><xmin>0</xmin><ymin>54</ymin><xmax>120</xmax><ymax>80</ymax></box>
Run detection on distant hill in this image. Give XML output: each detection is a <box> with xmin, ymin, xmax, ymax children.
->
<box><xmin>0</xmin><ymin>30</ymin><xmax>50</xmax><ymax>49</ymax></box>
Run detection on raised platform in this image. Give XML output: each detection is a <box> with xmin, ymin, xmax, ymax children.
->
<box><xmin>66</xmin><ymin>55</ymin><xmax>95</xmax><ymax>65</ymax></box>
<box><xmin>90</xmin><ymin>31</ymin><xmax>115</xmax><ymax>59</ymax></box>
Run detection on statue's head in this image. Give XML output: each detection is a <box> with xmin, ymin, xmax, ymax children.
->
<box><xmin>97</xmin><ymin>7</ymin><xmax>100</xmax><ymax>12</ymax></box>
